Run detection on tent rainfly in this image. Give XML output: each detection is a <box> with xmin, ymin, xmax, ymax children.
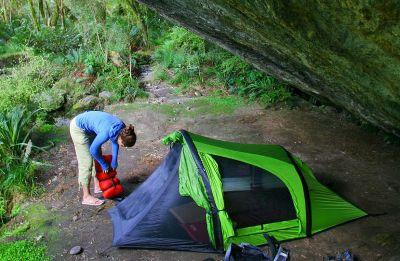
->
<box><xmin>108</xmin><ymin>130</ymin><xmax>367</xmax><ymax>252</ymax></box>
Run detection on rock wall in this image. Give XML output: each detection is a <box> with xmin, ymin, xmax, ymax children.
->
<box><xmin>138</xmin><ymin>0</ymin><xmax>400</xmax><ymax>135</ymax></box>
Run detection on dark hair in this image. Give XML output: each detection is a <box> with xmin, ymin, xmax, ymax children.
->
<box><xmin>119</xmin><ymin>124</ymin><xmax>136</xmax><ymax>147</ymax></box>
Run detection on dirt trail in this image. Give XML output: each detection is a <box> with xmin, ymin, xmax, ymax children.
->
<box><xmin>17</xmin><ymin>67</ymin><xmax>400</xmax><ymax>260</ymax></box>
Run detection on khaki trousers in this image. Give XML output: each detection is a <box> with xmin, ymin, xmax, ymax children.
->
<box><xmin>69</xmin><ymin>118</ymin><xmax>96</xmax><ymax>186</ymax></box>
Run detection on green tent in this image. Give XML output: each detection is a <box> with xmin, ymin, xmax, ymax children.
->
<box><xmin>161</xmin><ymin>130</ymin><xmax>367</xmax><ymax>250</ymax></box>
<box><xmin>109</xmin><ymin>129</ymin><xmax>367</xmax><ymax>252</ymax></box>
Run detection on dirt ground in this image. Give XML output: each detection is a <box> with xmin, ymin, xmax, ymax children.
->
<box><xmin>16</xmin><ymin>68</ymin><xmax>400</xmax><ymax>261</ymax></box>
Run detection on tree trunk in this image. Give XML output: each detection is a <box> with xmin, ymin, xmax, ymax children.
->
<box><xmin>8</xmin><ymin>0</ymin><xmax>11</xmax><ymax>22</ymax></box>
<box><xmin>1</xmin><ymin>0</ymin><xmax>7</xmax><ymax>22</ymax></box>
<box><xmin>28</xmin><ymin>0</ymin><xmax>40</xmax><ymax>31</ymax></box>
<box><xmin>50</xmin><ymin>0</ymin><xmax>60</xmax><ymax>27</ymax></box>
<box><xmin>2</xmin><ymin>0</ymin><xmax>10</xmax><ymax>23</ymax></box>
<box><xmin>45</xmin><ymin>0</ymin><xmax>51</xmax><ymax>26</ymax></box>
<box><xmin>60</xmin><ymin>0</ymin><xmax>64</xmax><ymax>29</ymax></box>
<box><xmin>38</xmin><ymin>0</ymin><xmax>45</xmax><ymax>25</ymax></box>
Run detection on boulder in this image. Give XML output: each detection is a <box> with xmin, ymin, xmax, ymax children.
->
<box><xmin>99</xmin><ymin>91</ymin><xmax>113</xmax><ymax>99</ymax></box>
<box><xmin>54</xmin><ymin>117</ymin><xmax>71</xmax><ymax>127</ymax></box>
<box><xmin>72</xmin><ymin>95</ymin><xmax>100</xmax><ymax>112</ymax></box>
<box><xmin>99</xmin><ymin>91</ymin><xmax>114</xmax><ymax>100</ymax></box>
<box><xmin>53</xmin><ymin>77</ymin><xmax>81</xmax><ymax>94</ymax></box>
<box><xmin>34</xmin><ymin>88</ymin><xmax>67</xmax><ymax>112</ymax></box>
<box><xmin>99</xmin><ymin>91</ymin><xmax>115</xmax><ymax>105</ymax></box>
<box><xmin>137</xmin><ymin>1</ymin><xmax>400</xmax><ymax>135</ymax></box>
<box><xmin>109</xmin><ymin>51</ymin><xmax>124</xmax><ymax>67</ymax></box>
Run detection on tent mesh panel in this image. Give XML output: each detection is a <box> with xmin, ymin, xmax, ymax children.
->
<box><xmin>213</xmin><ymin>155</ymin><xmax>296</xmax><ymax>229</ymax></box>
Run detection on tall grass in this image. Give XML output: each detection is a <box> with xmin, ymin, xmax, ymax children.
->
<box><xmin>0</xmin><ymin>107</ymin><xmax>42</xmax><ymax>224</ymax></box>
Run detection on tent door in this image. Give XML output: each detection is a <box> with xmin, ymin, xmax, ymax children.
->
<box><xmin>212</xmin><ymin>155</ymin><xmax>297</xmax><ymax>230</ymax></box>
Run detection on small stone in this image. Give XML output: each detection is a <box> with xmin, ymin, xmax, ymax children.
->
<box><xmin>35</xmin><ymin>235</ymin><xmax>44</xmax><ymax>242</ymax></box>
<box><xmin>72</xmin><ymin>215</ymin><xmax>79</xmax><ymax>222</ymax></box>
<box><xmin>70</xmin><ymin>159</ymin><xmax>78</xmax><ymax>166</ymax></box>
<box><xmin>186</xmin><ymin>107</ymin><xmax>192</xmax><ymax>111</ymax></box>
<box><xmin>109</xmin><ymin>51</ymin><xmax>123</xmax><ymax>67</ymax></box>
<box><xmin>99</xmin><ymin>91</ymin><xmax>113</xmax><ymax>99</ymax></box>
<box><xmin>51</xmin><ymin>201</ymin><xmax>63</xmax><ymax>210</ymax></box>
<box><xmin>194</xmin><ymin>91</ymin><xmax>202</xmax><ymax>97</ymax></box>
<box><xmin>54</xmin><ymin>117</ymin><xmax>70</xmax><ymax>127</ymax></box>
<box><xmin>69</xmin><ymin>246</ymin><xmax>83</xmax><ymax>255</ymax></box>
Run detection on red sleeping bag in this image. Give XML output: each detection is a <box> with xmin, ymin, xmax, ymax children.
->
<box><xmin>94</xmin><ymin>155</ymin><xmax>124</xmax><ymax>199</ymax></box>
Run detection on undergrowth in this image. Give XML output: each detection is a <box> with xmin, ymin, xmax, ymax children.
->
<box><xmin>0</xmin><ymin>54</ymin><xmax>65</xmax><ymax>113</ymax></box>
<box><xmin>154</xmin><ymin>26</ymin><xmax>292</xmax><ymax>106</ymax></box>
<box><xmin>0</xmin><ymin>107</ymin><xmax>45</xmax><ymax>225</ymax></box>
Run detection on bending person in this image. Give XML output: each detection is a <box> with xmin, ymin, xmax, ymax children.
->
<box><xmin>70</xmin><ymin>111</ymin><xmax>136</xmax><ymax>206</ymax></box>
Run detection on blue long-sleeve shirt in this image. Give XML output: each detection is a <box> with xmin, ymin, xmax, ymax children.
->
<box><xmin>75</xmin><ymin>111</ymin><xmax>125</xmax><ymax>171</ymax></box>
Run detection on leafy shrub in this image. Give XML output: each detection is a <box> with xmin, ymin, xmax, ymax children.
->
<box><xmin>0</xmin><ymin>107</ymin><xmax>39</xmax><ymax>161</ymax></box>
<box><xmin>0</xmin><ymin>21</ymin><xmax>12</xmax><ymax>41</ymax></box>
<box><xmin>154</xmin><ymin>26</ymin><xmax>291</xmax><ymax>105</ymax></box>
<box><xmin>12</xmin><ymin>25</ymin><xmax>81</xmax><ymax>55</ymax></box>
<box><xmin>93</xmin><ymin>65</ymin><xmax>147</xmax><ymax>102</ymax></box>
<box><xmin>0</xmin><ymin>55</ymin><xmax>64</xmax><ymax>112</ymax></box>
<box><xmin>0</xmin><ymin>23</ymin><xmax>24</xmax><ymax>56</ymax></box>
<box><xmin>154</xmin><ymin>27</ymin><xmax>208</xmax><ymax>90</ymax></box>
<box><xmin>65</xmin><ymin>48</ymin><xmax>85</xmax><ymax>64</ymax></box>
<box><xmin>214</xmin><ymin>54</ymin><xmax>291</xmax><ymax>105</ymax></box>
<box><xmin>104</xmin><ymin>16</ymin><xmax>132</xmax><ymax>56</ymax></box>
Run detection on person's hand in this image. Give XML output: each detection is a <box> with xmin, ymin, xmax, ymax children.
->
<box><xmin>111</xmin><ymin>162</ymin><xmax>118</xmax><ymax>170</ymax></box>
<box><xmin>103</xmin><ymin>166</ymin><xmax>110</xmax><ymax>173</ymax></box>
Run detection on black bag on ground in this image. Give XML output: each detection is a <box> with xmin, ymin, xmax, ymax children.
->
<box><xmin>224</xmin><ymin>234</ymin><xmax>290</xmax><ymax>261</ymax></box>
<box><xmin>224</xmin><ymin>234</ymin><xmax>277</xmax><ymax>261</ymax></box>
<box><xmin>224</xmin><ymin>243</ymin><xmax>274</xmax><ymax>261</ymax></box>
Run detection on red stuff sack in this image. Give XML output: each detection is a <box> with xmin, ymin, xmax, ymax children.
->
<box><xmin>94</xmin><ymin>155</ymin><xmax>124</xmax><ymax>199</ymax></box>
<box><xmin>99</xmin><ymin>177</ymin><xmax>120</xmax><ymax>191</ymax></box>
<box><xmin>96</xmin><ymin>169</ymin><xmax>117</xmax><ymax>181</ymax></box>
<box><xmin>94</xmin><ymin>155</ymin><xmax>112</xmax><ymax>173</ymax></box>
<box><xmin>102</xmin><ymin>183</ymin><xmax>124</xmax><ymax>199</ymax></box>
<box><xmin>94</xmin><ymin>154</ymin><xmax>117</xmax><ymax>181</ymax></box>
